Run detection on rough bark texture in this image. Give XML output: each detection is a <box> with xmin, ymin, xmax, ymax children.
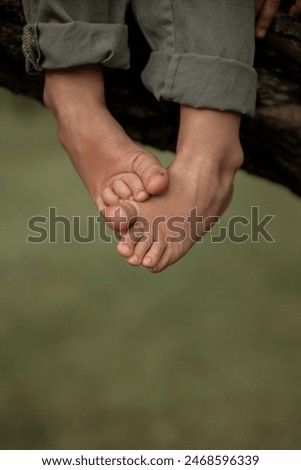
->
<box><xmin>0</xmin><ymin>0</ymin><xmax>301</xmax><ymax>196</ymax></box>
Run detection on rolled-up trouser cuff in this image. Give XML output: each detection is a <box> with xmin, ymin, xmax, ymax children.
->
<box><xmin>22</xmin><ymin>22</ymin><xmax>130</xmax><ymax>73</ymax></box>
<box><xmin>142</xmin><ymin>51</ymin><xmax>257</xmax><ymax>117</ymax></box>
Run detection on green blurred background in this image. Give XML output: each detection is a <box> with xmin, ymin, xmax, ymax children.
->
<box><xmin>0</xmin><ymin>88</ymin><xmax>300</xmax><ymax>450</ymax></box>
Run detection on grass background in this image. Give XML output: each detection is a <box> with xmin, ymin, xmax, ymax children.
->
<box><xmin>0</xmin><ymin>88</ymin><xmax>300</xmax><ymax>449</ymax></box>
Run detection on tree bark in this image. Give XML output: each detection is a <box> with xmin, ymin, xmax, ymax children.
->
<box><xmin>1</xmin><ymin>0</ymin><xmax>301</xmax><ymax>196</ymax></box>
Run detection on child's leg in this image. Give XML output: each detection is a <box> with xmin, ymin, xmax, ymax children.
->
<box><xmin>115</xmin><ymin>109</ymin><xmax>243</xmax><ymax>272</ymax></box>
<box><xmin>21</xmin><ymin>0</ymin><xmax>169</xmax><ymax>210</ymax></box>
<box><xmin>43</xmin><ymin>68</ymin><xmax>169</xmax><ymax>210</ymax></box>
<box><xmin>108</xmin><ymin>0</ymin><xmax>257</xmax><ymax>271</ymax></box>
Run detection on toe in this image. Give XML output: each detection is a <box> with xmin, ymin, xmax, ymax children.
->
<box><xmin>127</xmin><ymin>234</ymin><xmax>152</xmax><ymax>266</ymax></box>
<box><xmin>117</xmin><ymin>235</ymin><xmax>136</xmax><ymax>259</ymax></box>
<box><xmin>103</xmin><ymin>187</ymin><xmax>120</xmax><ymax>206</ymax></box>
<box><xmin>112</xmin><ymin>180</ymin><xmax>132</xmax><ymax>200</ymax></box>
<box><xmin>121</xmin><ymin>174</ymin><xmax>149</xmax><ymax>202</ymax></box>
<box><xmin>149</xmin><ymin>246</ymin><xmax>173</xmax><ymax>273</ymax></box>
<box><xmin>117</xmin><ymin>223</ymin><xmax>144</xmax><ymax>259</ymax></box>
<box><xmin>142</xmin><ymin>241</ymin><xmax>166</xmax><ymax>268</ymax></box>
<box><xmin>132</xmin><ymin>151</ymin><xmax>169</xmax><ymax>196</ymax></box>
<box><xmin>104</xmin><ymin>201</ymin><xmax>138</xmax><ymax>234</ymax></box>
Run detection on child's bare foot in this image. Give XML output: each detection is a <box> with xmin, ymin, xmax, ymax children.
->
<box><xmin>107</xmin><ymin>108</ymin><xmax>243</xmax><ymax>272</ymax></box>
<box><xmin>43</xmin><ymin>68</ymin><xmax>169</xmax><ymax>209</ymax></box>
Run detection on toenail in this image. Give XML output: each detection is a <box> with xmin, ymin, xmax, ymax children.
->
<box><xmin>129</xmin><ymin>255</ymin><xmax>139</xmax><ymax>264</ymax></box>
<box><xmin>143</xmin><ymin>256</ymin><xmax>152</xmax><ymax>265</ymax></box>
<box><xmin>137</xmin><ymin>191</ymin><xmax>147</xmax><ymax>200</ymax></box>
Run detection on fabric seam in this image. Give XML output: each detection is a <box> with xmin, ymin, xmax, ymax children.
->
<box><xmin>162</xmin><ymin>53</ymin><xmax>181</xmax><ymax>101</ymax></box>
<box><xmin>169</xmin><ymin>0</ymin><xmax>177</xmax><ymax>53</ymax></box>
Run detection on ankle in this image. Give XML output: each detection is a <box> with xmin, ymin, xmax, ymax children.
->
<box><xmin>176</xmin><ymin>105</ymin><xmax>243</xmax><ymax>171</ymax></box>
<box><xmin>175</xmin><ymin>142</ymin><xmax>243</xmax><ymax>176</ymax></box>
<box><xmin>43</xmin><ymin>67</ymin><xmax>106</xmax><ymax>118</ymax></box>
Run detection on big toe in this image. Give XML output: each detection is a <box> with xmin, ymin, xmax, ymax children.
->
<box><xmin>132</xmin><ymin>151</ymin><xmax>169</xmax><ymax>196</ymax></box>
<box><xmin>103</xmin><ymin>201</ymin><xmax>138</xmax><ymax>235</ymax></box>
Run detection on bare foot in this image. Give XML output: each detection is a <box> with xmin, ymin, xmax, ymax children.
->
<box><xmin>107</xmin><ymin>108</ymin><xmax>243</xmax><ymax>272</ymax></box>
<box><xmin>43</xmin><ymin>68</ymin><xmax>169</xmax><ymax>209</ymax></box>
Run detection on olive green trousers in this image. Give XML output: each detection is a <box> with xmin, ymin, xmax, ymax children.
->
<box><xmin>22</xmin><ymin>0</ymin><xmax>257</xmax><ymax>116</ymax></box>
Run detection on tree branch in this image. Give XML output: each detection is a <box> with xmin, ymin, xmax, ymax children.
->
<box><xmin>0</xmin><ymin>0</ymin><xmax>300</xmax><ymax>196</ymax></box>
